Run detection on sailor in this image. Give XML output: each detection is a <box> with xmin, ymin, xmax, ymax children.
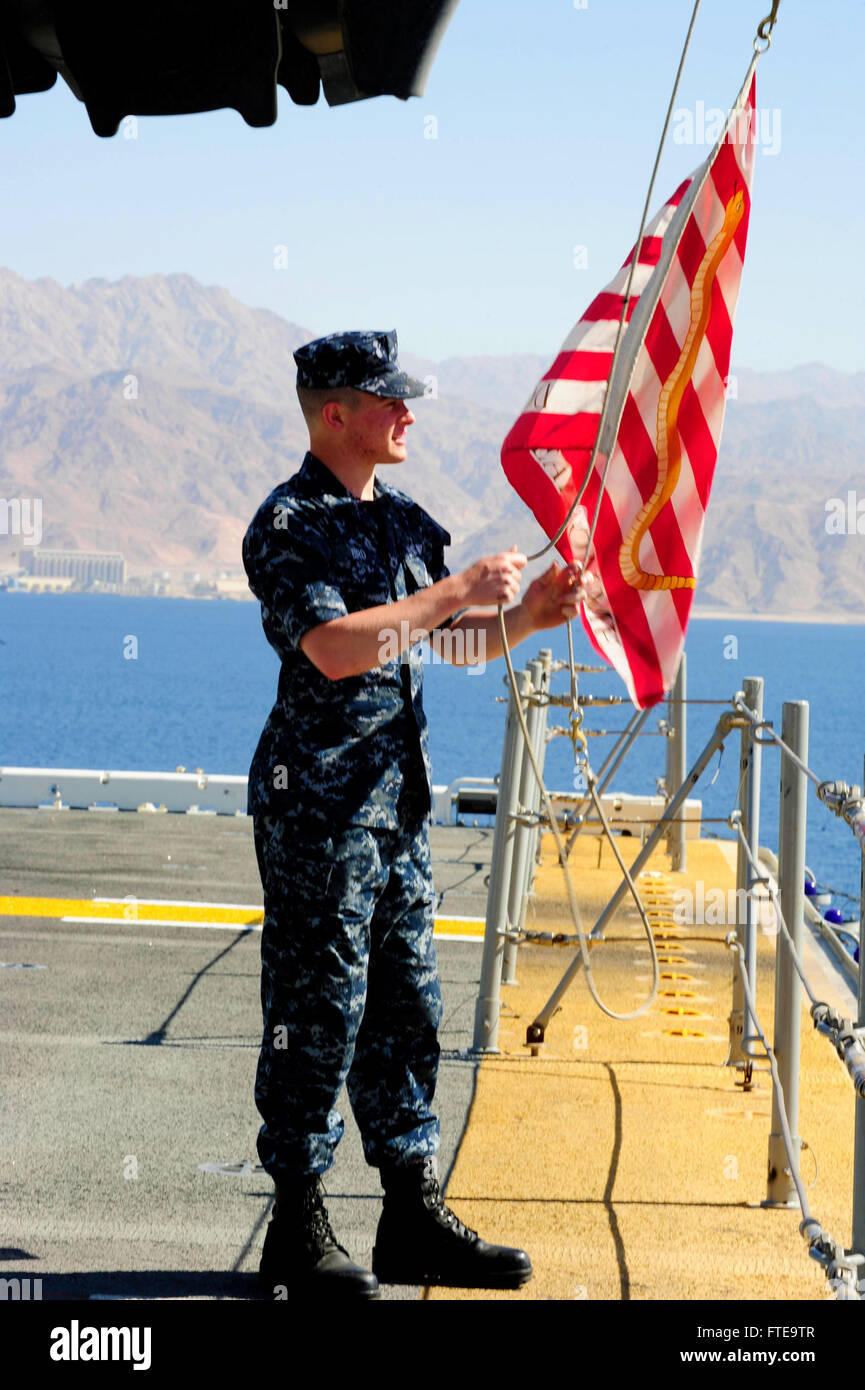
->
<box><xmin>242</xmin><ymin>329</ymin><xmax>583</xmax><ymax>1298</ymax></box>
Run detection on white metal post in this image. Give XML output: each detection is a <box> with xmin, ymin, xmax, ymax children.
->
<box><xmin>473</xmin><ymin>669</ymin><xmax>530</xmax><ymax>1052</ymax></box>
<box><xmin>666</xmin><ymin>654</ymin><xmax>687</xmax><ymax>872</ymax></box>
<box><xmin>728</xmin><ymin>676</ymin><xmax>763</xmax><ymax>1075</ymax></box>
<box><xmin>502</xmin><ymin>659</ymin><xmax>544</xmax><ymax>985</ymax></box>
<box><xmin>765</xmin><ymin>701</ymin><xmax>808</xmax><ymax>1207</ymax></box>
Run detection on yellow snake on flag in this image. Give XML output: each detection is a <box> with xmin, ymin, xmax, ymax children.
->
<box><xmin>619</xmin><ymin>189</ymin><xmax>745</xmax><ymax>591</ymax></box>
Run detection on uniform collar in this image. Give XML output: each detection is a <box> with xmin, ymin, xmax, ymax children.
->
<box><xmin>301</xmin><ymin>451</ymin><xmax>387</xmax><ymax>503</ymax></box>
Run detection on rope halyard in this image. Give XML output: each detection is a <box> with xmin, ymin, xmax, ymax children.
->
<box><xmin>488</xmin><ymin>0</ymin><xmax>790</xmax><ymax>1051</ymax></box>
<box><xmin>496</xmin><ymin>607</ymin><xmax>660</xmax><ymax>1023</ymax></box>
<box><xmin>525</xmin><ymin>0</ymin><xmax>783</xmax><ymax>575</ymax></box>
<box><xmin>526</xmin><ymin>0</ymin><xmax>705</xmax><ymax>566</ymax></box>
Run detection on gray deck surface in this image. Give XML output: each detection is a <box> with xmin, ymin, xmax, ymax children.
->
<box><xmin>0</xmin><ymin>809</ymin><xmax>494</xmax><ymax>1302</ymax></box>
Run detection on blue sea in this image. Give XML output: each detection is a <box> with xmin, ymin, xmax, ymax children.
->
<box><xmin>1</xmin><ymin>594</ymin><xmax>862</xmax><ymax>911</ymax></box>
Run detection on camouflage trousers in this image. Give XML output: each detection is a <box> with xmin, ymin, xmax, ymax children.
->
<box><xmin>252</xmin><ymin>813</ymin><xmax>442</xmax><ymax>1178</ymax></box>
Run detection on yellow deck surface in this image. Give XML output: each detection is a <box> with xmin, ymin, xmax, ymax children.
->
<box><xmin>427</xmin><ymin>834</ymin><xmax>856</xmax><ymax>1301</ymax></box>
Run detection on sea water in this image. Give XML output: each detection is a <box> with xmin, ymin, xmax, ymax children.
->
<box><xmin>1</xmin><ymin>593</ymin><xmax>862</xmax><ymax>910</ymax></box>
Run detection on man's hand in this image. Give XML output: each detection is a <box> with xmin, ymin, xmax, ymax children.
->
<box><xmin>440</xmin><ymin>554</ymin><xmax>586</xmax><ymax>666</ymax></box>
<box><xmin>520</xmin><ymin>561</ymin><xmax>586</xmax><ymax>630</ymax></box>
<box><xmin>457</xmin><ymin>549</ymin><xmax>527</xmax><ymax>607</ymax></box>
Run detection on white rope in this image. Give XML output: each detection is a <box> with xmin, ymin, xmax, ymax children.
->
<box><xmin>528</xmin><ymin>0</ymin><xmax>705</xmax><ymax>564</ymax></box>
<box><xmin>497</xmin><ymin>608</ymin><xmax>659</xmax><ymax>1022</ymax></box>
<box><xmin>492</xmin><ymin>2</ymin><xmax>780</xmax><ymax>1026</ymax></box>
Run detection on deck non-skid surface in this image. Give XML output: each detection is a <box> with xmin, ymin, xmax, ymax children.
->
<box><xmin>0</xmin><ymin>809</ymin><xmax>489</xmax><ymax>1302</ymax></box>
<box><xmin>1</xmin><ymin>810</ymin><xmax>858</xmax><ymax>1302</ymax></box>
<box><xmin>426</xmin><ymin>835</ymin><xmax>858</xmax><ymax>1301</ymax></box>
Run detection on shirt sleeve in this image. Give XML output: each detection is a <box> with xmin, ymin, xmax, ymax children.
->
<box><xmin>243</xmin><ymin>500</ymin><xmax>348</xmax><ymax>650</ymax></box>
<box><xmin>412</xmin><ymin>504</ymin><xmax>455</xmax><ymax>630</ymax></box>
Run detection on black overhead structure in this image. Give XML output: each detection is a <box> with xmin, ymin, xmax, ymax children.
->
<box><xmin>0</xmin><ymin>0</ymin><xmax>461</xmax><ymax>136</ymax></box>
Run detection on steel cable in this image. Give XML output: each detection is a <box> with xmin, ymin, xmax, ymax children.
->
<box><xmin>731</xmin><ymin>816</ymin><xmax>820</xmax><ymax>1008</ymax></box>
<box><xmin>727</xmin><ymin>934</ymin><xmax>861</xmax><ymax>1299</ymax></box>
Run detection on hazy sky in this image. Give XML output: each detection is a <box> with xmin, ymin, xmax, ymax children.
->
<box><xmin>3</xmin><ymin>1</ymin><xmax>863</xmax><ymax>370</ymax></box>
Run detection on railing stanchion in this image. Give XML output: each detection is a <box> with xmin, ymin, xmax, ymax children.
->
<box><xmin>473</xmin><ymin>668</ymin><xmax>530</xmax><ymax>1051</ymax></box>
<box><xmin>765</xmin><ymin>700</ymin><xmax>808</xmax><ymax>1207</ymax></box>
<box><xmin>508</xmin><ymin>651</ymin><xmax>553</xmax><ymax>978</ymax></box>
<box><xmin>666</xmin><ymin>654</ymin><xmax>687</xmax><ymax>872</ymax></box>
<box><xmin>520</xmin><ymin>648</ymin><xmax>552</xmax><ymax>921</ymax></box>
<box><xmin>729</xmin><ymin>676</ymin><xmax>763</xmax><ymax>1076</ymax></box>
<box><xmin>502</xmin><ymin>659</ymin><xmax>545</xmax><ymax>985</ymax></box>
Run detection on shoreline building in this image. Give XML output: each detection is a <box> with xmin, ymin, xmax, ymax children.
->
<box><xmin>20</xmin><ymin>548</ymin><xmax>126</xmax><ymax>587</ymax></box>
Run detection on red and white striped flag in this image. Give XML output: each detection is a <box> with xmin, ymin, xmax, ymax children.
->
<box><xmin>502</xmin><ymin>65</ymin><xmax>758</xmax><ymax>707</ymax></box>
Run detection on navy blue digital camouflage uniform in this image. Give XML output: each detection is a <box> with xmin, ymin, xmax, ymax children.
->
<box><xmin>243</xmin><ymin>352</ymin><xmax>453</xmax><ymax>1179</ymax></box>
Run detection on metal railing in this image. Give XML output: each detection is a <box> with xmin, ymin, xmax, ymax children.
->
<box><xmin>473</xmin><ymin>652</ymin><xmax>865</xmax><ymax>1298</ymax></box>
<box><xmin>0</xmin><ymin>765</ymin><xmax>248</xmax><ymax>814</ymax></box>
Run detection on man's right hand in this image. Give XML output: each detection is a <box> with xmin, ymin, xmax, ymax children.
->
<box><xmin>457</xmin><ymin>549</ymin><xmax>528</xmax><ymax>607</ymax></box>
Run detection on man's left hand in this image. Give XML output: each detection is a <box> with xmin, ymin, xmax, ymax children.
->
<box><xmin>521</xmin><ymin>562</ymin><xmax>586</xmax><ymax>630</ymax></box>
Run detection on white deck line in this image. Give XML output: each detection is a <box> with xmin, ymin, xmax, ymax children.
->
<box><xmin>93</xmin><ymin>897</ymin><xmax>264</xmax><ymax>910</ymax></box>
<box><xmin>62</xmin><ymin>916</ymin><xmax>261</xmax><ymax>930</ymax></box>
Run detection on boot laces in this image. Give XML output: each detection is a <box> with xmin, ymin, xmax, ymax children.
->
<box><xmin>306</xmin><ymin>1183</ymin><xmax>344</xmax><ymax>1254</ymax></box>
<box><xmin>421</xmin><ymin>1172</ymin><xmax>478</xmax><ymax>1243</ymax></box>
<box><xmin>307</xmin><ymin>1204</ymin><xmax>340</xmax><ymax>1253</ymax></box>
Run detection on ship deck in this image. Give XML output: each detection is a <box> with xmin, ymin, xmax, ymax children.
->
<box><xmin>1</xmin><ymin>806</ymin><xmax>858</xmax><ymax>1312</ymax></box>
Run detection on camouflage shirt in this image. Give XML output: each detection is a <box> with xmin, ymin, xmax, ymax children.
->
<box><xmin>243</xmin><ymin>452</ymin><xmax>452</xmax><ymax>827</ymax></box>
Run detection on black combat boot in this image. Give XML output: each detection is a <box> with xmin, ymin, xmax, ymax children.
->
<box><xmin>259</xmin><ymin>1175</ymin><xmax>380</xmax><ymax>1299</ymax></box>
<box><xmin>372</xmin><ymin>1157</ymin><xmax>533</xmax><ymax>1289</ymax></box>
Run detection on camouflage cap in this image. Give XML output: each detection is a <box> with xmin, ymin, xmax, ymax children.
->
<box><xmin>293</xmin><ymin>329</ymin><xmax>426</xmax><ymax>399</ymax></box>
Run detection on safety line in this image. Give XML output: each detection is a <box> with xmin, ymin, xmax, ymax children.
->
<box><xmin>733</xmin><ymin>695</ymin><xmax>865</xmax><ymax>851</ymax></box>
<box><xmin>731</xmin><ymin>821</ymin><xmax>820</xmax><ymax>1009</ymax></box>
<box><xmin>732</xmin><ymin>820</ymin><xmax>865</xmax><ymax>1103</ymax></box>
<box><xmin>727</xmin><ymin>935</ymin><xmax>861</xmax><ymax>1299</ymax></box>
<box><xmin>732</xmin><ymin>696</ymin><xmax>821</xmax><ymax>787</ymax></box>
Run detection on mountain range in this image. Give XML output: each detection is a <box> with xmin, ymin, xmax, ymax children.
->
<box><xmin>1</xmin><ymin>266</ymin><xmax>863</xmax><ymax>619</ymax></box>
